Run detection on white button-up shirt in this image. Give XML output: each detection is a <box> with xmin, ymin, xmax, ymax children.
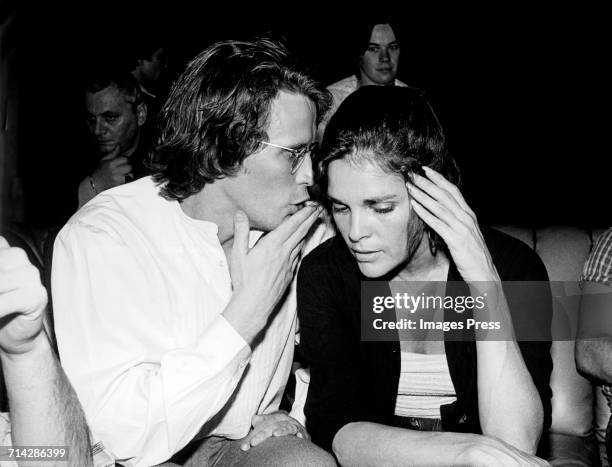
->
<box><xmin>52</xmin><ymin>177</ymin><xmax>331</xmax><ymax>467</ymax></box>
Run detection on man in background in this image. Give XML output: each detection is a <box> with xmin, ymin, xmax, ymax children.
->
<box><xmin>576</xmin><ymin>227</ymin><xmax>612</xmax><ymax>464</ymax></box>
<box><xmin>318</xmin><ymin>17</ymin><xmax>415</xmax><ymax>140</ymax></box>
<box><xmin>78</xmin><ymin>70</ymin><xmax>148</xmax><ymax>208</ymax></box>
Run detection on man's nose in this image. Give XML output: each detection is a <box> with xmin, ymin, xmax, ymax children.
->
<box><xmin>348</xmin><ymin>211</ymin><xmax>369</xmax><ymax>243</ymax></box>
<box><xmin>295</xmin><ymin>153</ymin><xmax>314</xmax><ymax>187</ymax></box>
<box><xmin>379</xmin><ymin>47</ymin><xmax>390</xmax><ymax>62</ymax></box>
<box><xmin>93</xmin><ymin>119</ymin><xmax>106</xmax><ymax>136</ymax></box>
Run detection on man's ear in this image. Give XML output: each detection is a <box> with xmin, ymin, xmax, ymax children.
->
<box><xmin>136</xmin><ymin>102</ymin><xmax>147</xmax><ymax>127</ymax></box>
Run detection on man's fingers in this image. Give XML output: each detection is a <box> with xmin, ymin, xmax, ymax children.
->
<box><xmin>231</xmin><ymin>211</ymin><xmax>250</xmax><ymax>263</ymax></box>
<box><xmin>284</xmin><ymin>206</ymin><xmax>322</xmax><ymax>251</ymax></box>
<box><xmin>0</xmin><ymin>247</ymin><xmax>31</xmax><ymax>273</ymax></box>
<box><xmin>100</xmin><ymin>151</ymin><xmax>119</xmax><ymax>162</ymax></box>
<box><xmin>0</xmin><ymin>266</ymin><xmax>42</xmax><ymax>295</ymax></box>
<box><xmin>265</xmin><ymin>203</ymin><xmax>318</xmax><ymax>244</ymax></box>
<box><xmin>250</xmin><ymin>427</ymin><xmax>275</xmax><ymax>447</ymax></box>
<box><xmin>272</xmin><ymin>422</ymin><xmax>298</xmax><ymax>437</ymax></box>
<box><xmin>289</xmin><ymin>237</ymin><xmax>306</xmax><ymax>268</ymax></box>
<box><xmin>240</xmin><ymin>426</ymin><xmax>274</xmax><ymax>451</ymax></box>
<box><xmin>109</xmin><ymin>156</ymin><xmax>130</xmax><ymax>167</ymax></box>
<box><xmin>115</xmin><ymin>163</ymin><xmax>133</xmax><ymax>175</ymax></box>
<box><xmin>0</xmin><ymin>286</ymin><xmax>47</xmax><ymax>319</ymax></box>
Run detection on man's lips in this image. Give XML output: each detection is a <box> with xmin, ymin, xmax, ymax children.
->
<box><xmin>287</xmin><ymin>200</ymin><xmax>310</xmax><ymax>214</ymax></box>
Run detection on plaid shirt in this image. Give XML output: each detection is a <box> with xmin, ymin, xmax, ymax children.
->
<box><xmin>582</xmin><ymin>227</ymin><xmax>612</xmax><ymax>286</ymax></box>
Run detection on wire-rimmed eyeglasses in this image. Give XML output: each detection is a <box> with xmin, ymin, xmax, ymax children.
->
<box><xmin>258</xmin><ymin>141</ymin><xmax>318</xmax><ymax>174</ymax></box>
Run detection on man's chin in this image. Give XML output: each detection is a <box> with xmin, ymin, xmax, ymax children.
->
<box><xmin>96</xmin><ymin>144</ymin><xmax>117</xmax><ymax>155</ymax></box>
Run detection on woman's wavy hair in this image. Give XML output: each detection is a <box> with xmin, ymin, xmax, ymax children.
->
<box><xmin>317</xmin><ymin>86</ymin><xmax>461</xmax><ymax>256</ymax></box>
<box><xmin>148</xmin><ymin>37</ymin><xmax>331</xmax><ymax>201</ymax></box>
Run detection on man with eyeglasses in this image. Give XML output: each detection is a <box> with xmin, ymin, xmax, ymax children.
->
<box><xmin>52</xmin><ymin>38</ymin><xmax>335</xmax><ymax>466</ymax></box>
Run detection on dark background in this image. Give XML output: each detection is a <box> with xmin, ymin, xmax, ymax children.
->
<box><xmin>15</xmin><ymin>2</ymin><xmax>608</xmax><ymax>228</ymax></box>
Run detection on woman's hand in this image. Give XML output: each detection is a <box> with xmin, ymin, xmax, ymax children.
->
<box><xmin>456</xmin><ymin>435</ymin><xmax>550</xmax><ymax>467</ymax></box>
<box><xmin>407</xmin><ymin>166</ymin><xmax>498</xmax><ymax>283</ymax></box>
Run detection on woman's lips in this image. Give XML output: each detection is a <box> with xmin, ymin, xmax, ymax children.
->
<box><xmin>351</xmin><ymin>249</ymin><xmax>380</xmax><ymax>261</ymax></box>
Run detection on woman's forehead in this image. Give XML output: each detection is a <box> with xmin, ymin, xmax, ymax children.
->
<box><xmin>328</xmin><ymin>158</ymin><xmax>406</xmax><ymax>200</ymax></box>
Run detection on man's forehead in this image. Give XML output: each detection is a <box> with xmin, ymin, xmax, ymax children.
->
<box><xmin>86</xmin><ymin>85</ymin><xmax>132</xmax><ymax>113</ymax></box>
<box><xmin>370</xmin><ymin>23</ymin><xmax>397</xmax><ymax>44</ymax></box>
<box><xmin>266</xmin><ymin>91</ymin><xmax>316</xmax><ymax>144</ymax></box>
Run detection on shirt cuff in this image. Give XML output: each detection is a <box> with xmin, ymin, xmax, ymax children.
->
<box><xmin>171</xmin><ymin>314</ymin><xmax>251</xmax><ymax>372</ymax></box>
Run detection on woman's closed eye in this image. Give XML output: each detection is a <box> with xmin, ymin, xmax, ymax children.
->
<box><xmin>372</xmin><ymin>204</ymin><xmax>395</xmax><ymax>214</ymax></box>
<box><xmin>331</xmin><ymin>203</ymin><xmax>395</xmax><ymax>214</ymax></box>
<box><xmin>331</xmin><ymin>203</ymin><xmax>349</xmax><ymax>214</ymax></box>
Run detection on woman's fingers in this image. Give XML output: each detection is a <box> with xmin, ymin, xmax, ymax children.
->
<box><xmin>408</xmin><ymin>182</ymin><xmax>455</xmax><ymax>227</ymax></box>
<box><xmin>409</xmin><ymin>172</ymin><xmax>475</xmax><ymax>226</ymax></box>
<box><xmin>422</xmin><ymin>166</ymin><xmax>472</xmax><ymax>212</ymax></box>
<box><xmin>410</xmin><ymin>198</ymin><xmax>451</xmax><ymax>241</ymax></box>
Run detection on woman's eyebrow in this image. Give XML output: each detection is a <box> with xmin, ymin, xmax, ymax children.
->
<box><xmin>364</xmin><ymin>195</ymin><xmax>398</xmax><ymax>204</ymax></box>
<box><xmin>327</xmin><ymin>195</ymin><xmax>345</xmax><ymax>205</ymax></box>
<box><xmin>328</xmin><ymin>194</ymin><xmax>398</xmax><ymax>205</ymax></box>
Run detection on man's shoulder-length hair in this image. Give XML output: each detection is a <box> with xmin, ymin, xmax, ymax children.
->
<box><xmin>148</xmin><ymin>37</ymin><xmax>331</xmax><ymax>201</ymax></box>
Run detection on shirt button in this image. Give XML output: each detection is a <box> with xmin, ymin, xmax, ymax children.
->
<box><xmin>239</xmin><ymin>360</ymin><xmax>248</xmax><ymax>368</ymax></box>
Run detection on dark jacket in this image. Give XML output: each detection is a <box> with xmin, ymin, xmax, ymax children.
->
<box><xmin>297</xmin><ymin>227</ymin><xmax>553</xmax><ymax>454</ymax></box>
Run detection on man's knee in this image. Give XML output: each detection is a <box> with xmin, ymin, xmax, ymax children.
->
<box><xmin>248</xmin><ymin>436</ymin><xmax>337</xmax><ymax>466</ymax></box>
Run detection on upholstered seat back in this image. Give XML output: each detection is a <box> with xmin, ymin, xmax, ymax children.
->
<box><xmin>495</xmin><ymin>225</ymin><xmax>610</xmax><ymax>463</ymax></box>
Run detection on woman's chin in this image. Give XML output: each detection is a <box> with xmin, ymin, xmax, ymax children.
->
<box><xmin>358</xmin><ymin>261</ymin><xmax>391</xmax><ymax>279</ymax></box>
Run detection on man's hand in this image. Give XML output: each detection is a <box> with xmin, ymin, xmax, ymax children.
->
<box><xmin>90</xmin><ymin>151</ymin><xmax>133</xmax><ymax>192</ymax></box>
<box><xmin>0</xmin><ymin>236</ymin><xmax>47</xmax><ymax>355</ymax></box>
<box><xmin>225</xmin><ymin>202</ymin><xmax>322</xmax><ymax>343</ymax></box>
<box><xmin>240</xmin><ymin>410</ymin><xmax>309</xmax><ymax>451</ymax></box>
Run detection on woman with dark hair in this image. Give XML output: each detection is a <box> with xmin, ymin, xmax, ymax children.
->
<box><xmin>298</xmin><ymin>86</ymin><xmax>552</xmax><ymax>466</ymax></box>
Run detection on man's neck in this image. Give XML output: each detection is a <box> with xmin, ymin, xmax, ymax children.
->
<box><xmin>180</xmin><ymin>183</ymin><xmax>236</xmax><ymax>253</ymax></box>
<box><xmin>357</xmin><ymin>75</ymin><xmax>395</xmax><ymax>88</ymax></box>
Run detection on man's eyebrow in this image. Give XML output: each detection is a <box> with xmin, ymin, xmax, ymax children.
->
<box><xmin>368</xmin><ymin>41</ymin><xmax>399</xmax><ymax>47</ymax></box>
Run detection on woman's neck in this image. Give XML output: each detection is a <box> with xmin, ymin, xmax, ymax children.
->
<box><xmin>393</xmin><ymin>234</ymin><xmax>449</xmax><ymax>282</ymax></box>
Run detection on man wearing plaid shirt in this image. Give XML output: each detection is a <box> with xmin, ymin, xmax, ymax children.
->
<box><xmin>576</xmin><ymin>227</ymin><xmax>612</xmax><ymax>463</ymax></box>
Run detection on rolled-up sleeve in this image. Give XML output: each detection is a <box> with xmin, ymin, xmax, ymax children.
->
<box><xmin>52</xmin><ymin>223</ymin><xmax>250</xmax><ymax>467</ymax></box>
